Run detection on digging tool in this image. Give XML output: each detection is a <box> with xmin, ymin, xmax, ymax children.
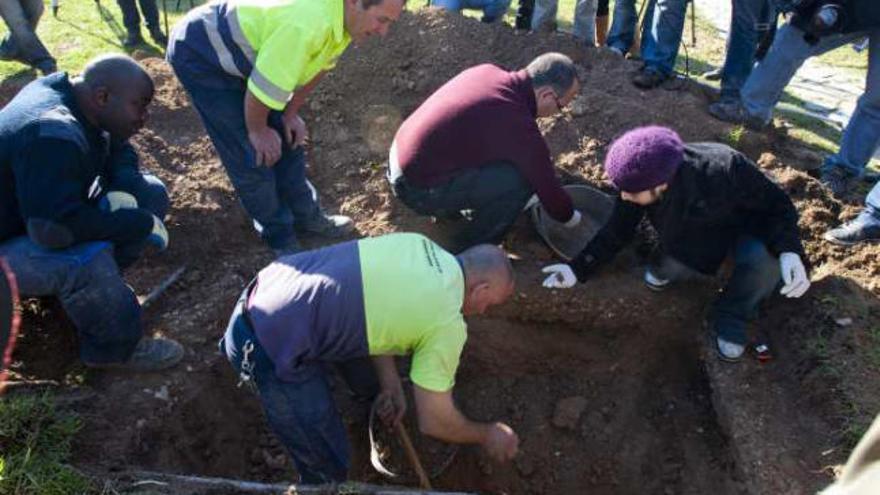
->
<box><xmin>138</xmin><ymin>266</ymin><xmax>186</xmax><ymax>308</ymax></box>
<box><xmin>396</xmin><ymin>421</ymin><xmax>432</xmax><ymax>490</ymax></box>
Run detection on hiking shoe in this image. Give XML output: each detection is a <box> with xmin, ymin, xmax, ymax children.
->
<box><xmin>823</xmin><ymin>212</ymin><xmax>880</xmax><ymax>246</ymax></box>
<box><xmin>86</xmin><ymin>337</ymin><xmax>184</xmax><ymax>372</ymax></box>
<box><xmin>123</xmin><ymin>30</ymin><xmax>145</xmax><ymax>47</ymax></box>
<box><xmin>708</xmin><ymin>100</ymin><xmax>767</xmax><ymax>130</ymax></box>
<box><xmin>820</xmin><ymin>167</ymin><xmax>859</xmax><ymax>198</ymax></box>
<box><xmin>148</xmin><ymin>27</ymin><xmax>168</xmax><ymax>47</ymax></box>
<box><xmin>298</xmin><ymin>213</ymin><xmax>354</xmax><ymax>238</ymax></box>
<box><xmin>716</xmin><ymin>336</ymin><xmax>745</xmax><ymax>363</ymax></box>
<box><xmin>632</xmin><ymin>67</ymin><xmax>667</xmax><ymax>89</ymax></box>
<box><xmin>643</xmin><ymin>267</ymin><xmax>671</xmax><ymax>292</ymax></box>
<box><xmin>702</xmin><ymin>67</ymin><xmax>722</xmax><ymax>81</ymax></box>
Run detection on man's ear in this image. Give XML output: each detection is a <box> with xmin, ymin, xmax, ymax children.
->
<box><xmin>534</xmin><ymin>85</ymin><xmax>554</xmax><ymax>102</ymax></box>
<box><xmin>93</xmin><ymin>86</ymin><xmax>110</xmax><ymax>108</ymax></box>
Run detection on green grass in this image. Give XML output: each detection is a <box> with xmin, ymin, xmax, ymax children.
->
<box><xmin>0</xmin><ymin>0</ymin><xmax>204</xmax><ymax>85</ymax></box>
<box><xmin>0</xmin><ymin>393</ymin><xmax>95</xmax><ymax>495</ymax></box>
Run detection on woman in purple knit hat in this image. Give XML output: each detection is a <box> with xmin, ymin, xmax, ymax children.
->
<box><xmin>541</xmin><ymin>125</ymin><xmax>811</xmax><ymax>361</ymax></box>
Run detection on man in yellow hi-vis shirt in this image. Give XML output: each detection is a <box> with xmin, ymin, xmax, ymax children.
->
<box><xmin>167</xmin><ymin>0</ymin><xmax>405</xmax><ymax>256</ymax></box>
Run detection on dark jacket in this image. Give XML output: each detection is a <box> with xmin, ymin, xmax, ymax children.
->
<box><xmin>571</xmin><ymin>143</ymin><xmax>805</xmax><ymax>280</ymax></box>
<box><xmin>786</xmin><ymin>0</ymin><xmax>880</xmax><ymax>39</ymax></box>
<box><xmin>0</xmin><ymin>73</ymin><xmax>153</xmax><ymax>247</ymax></box>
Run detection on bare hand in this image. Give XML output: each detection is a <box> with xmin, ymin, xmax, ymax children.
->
<box><xmin>483</xmin><ymin>422</ymin><xmax>519</xmax><ymax>462</ymax></box>
<box><xmin>282</xmin><ymin>113</ymin><xmax>308</xmax><ymax>148</ymax></box>
<box><xmin>375</xmin><ymin>386</ymin><xmax>407</xmax><ymax>428</ymax></box>
<box><xmin>248</xmin><ymin>126</ymin><xmax>282</xmax><ymax>167</ymax></box>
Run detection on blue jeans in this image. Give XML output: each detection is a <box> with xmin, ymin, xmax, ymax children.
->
<box><xmin>742</xmin><ymin>26</ymin><xmax>880</xmax><ymax>177</ymax></box>
<box><xmin>719</xmin><ymin>0</ymin><xmax>774</xmax><ymax>101</ymax></box>
<box><xmin>641</xmin><ymin>0</ymin><xmax>688</xmax><ymax>75</ymax></box>
<box><xmin>433</xmin><ymin>0</ymin><xmax>512</xmax><ymax>23</ymax></box>
<box><xmin>0</xmin><ymin>239</ymin><xmax>142</xmax><ymax>364</ymax></box>
<box><xmin>532</xmin><ymin>0</ymin><xmax>598</xmax><ymax>44</ymax></box>
<box><xmin>657</xmin><ymin>236</ymin><xmax>780</xmax><ymax>345</ymax></box>
<box><xmin>389</xmin><ymin>162</ymin><xmax>533</xmax><ymax>251</ymax></box>
<box><xmin>222</xmin><ymin>288</ymin><xmax>379</xmax><ymax>483</ymax></box>
<box><xmin>103</xmin><ymin>170</ymin><xmax>169</xmax><ymax>268</ymax></box>
<box><xmin>169</xmin><ymin>61</ymin><xmax>321</xmax><ymax>251</ymax></box>
<box><xmin>606</xmin><ymin>0</ymin><xmax>642</xmax><ymax>53</ymax></box>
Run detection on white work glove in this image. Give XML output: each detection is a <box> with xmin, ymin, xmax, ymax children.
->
<box><xmin>148</xmin><ymin>215</ymin><xmax>169</xmax><ymax>251</ymax></box>
<box><xmin>563</xmin><ymin>209</ymin><xmax>582</xmax><ymax>228</ymax></box>
<box><xmin>779</xmin><ymin>252</ymin><xmax>809</xmax><ymax>298</ymax></box>
<box><xmin>542</xmin><ymin>263</ymin><xmax>577</xmax><ymax>289</ymax></box>
<box><xmin>99</xmin><ymin>191</ymin><xmax>138</xmax><ymax>212</ymax></box>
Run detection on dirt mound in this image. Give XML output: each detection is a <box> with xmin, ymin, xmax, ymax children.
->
<box><xmin>4</xmin><ymin>8</ymin><xmax>880</xmax><ymax>494</ymax></box>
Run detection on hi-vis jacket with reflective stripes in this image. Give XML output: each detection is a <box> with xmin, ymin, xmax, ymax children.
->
<box><xmin>182</xmin><ymin>0</ymin><xmax>351</xmax><ymax>110</ymax></box>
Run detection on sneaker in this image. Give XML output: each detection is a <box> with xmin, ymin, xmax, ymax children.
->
<box><xmin>708</xmin><ymin>100</ymin><xmax>767</xmax><ymax>130</ymax></box>
<box><xmin>643</xmin><ymin>267</ymin><xmax>671</xmax><ymax>292</ymax></box>
<box><xmin>298</xmin><ymin>213</ymin><xmax>354</xmax><ymax>238</ymax></box>
<box><xmin>86</xmin><ymin>337</ymin><xmax>184</xmax><ymax>372</ymax></box>
<box><xmin>123</xmin><ymin>30</ymin><xmax>145</xmax><ymax>47</ymax></box>
<box><xmin>819</xmin><ymin>167</ymin><xmax>859</xmax><ymax>198</ymax></box>
<box><xmin>823</xmin><ymin>212</ymin><xmax>880</xmax><ymax>246</ymax></box>
<box><xmin>716</xmin><ymin>336</ymin><xmax>745</xmax><ymax>362</ymax></box>
<box><xmin>702</xmin><ymin>67</ymin><xmax>722</xmax><ymax>81</ymax></box>
<box><xmin>148</xmin><ymin>27</ymin><xmax>168</xmax><ymax>47</ymax></box>
<box><xmin>632</xmin><ymin>67</ymin><xmax>667</xmax><ymax>89</ymax></box>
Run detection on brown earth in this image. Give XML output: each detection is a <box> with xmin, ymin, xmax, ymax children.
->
<box><xmin>4</xmin><ymin>8</ymin><xmax>880</xmax><ymax>494</ymax></box>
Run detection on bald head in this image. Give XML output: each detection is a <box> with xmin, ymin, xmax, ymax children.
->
<box><xmin>457</xmin><ymin>244</ymin><xmax>514</xmax><ymax>316</ymax></box>
<box><xmin>81</xmin><ymin>54</ymin><xmax>152</xmax><ymax>92</ymax></box>
<box><xmin>74</xmin><ymin>54</ymin><xmax>154</xmax><ymax>140</ymax></box>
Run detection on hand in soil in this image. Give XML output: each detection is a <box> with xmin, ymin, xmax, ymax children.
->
<box><xmin>248</xmin><ymin>126</ymin><xmax>282</xmax><ymax>167</ymax></box>
<box><xmin>542</xmin><ymin>264</ymin><xmax>577</xmax><ymax>289</ymax></box>
<box><xmin>376</xmin><ymin>385</ymin><xmax>407</xmax><ymax>427</ymax></box>
<box><xmin>282</xmin><ymin>112</ymin><xmax>308</xmax><ymax>148</ymax></box>
<box><xmin>483</xmin><ymin>422</ymin><xmax>519</xmax><ymax>462</ymax></box>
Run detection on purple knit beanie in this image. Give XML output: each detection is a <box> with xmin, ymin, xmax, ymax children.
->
<box><xmin>604</xmin><ymin>126</ymin><xmax>684</xmax><ymax>193</ymax></box>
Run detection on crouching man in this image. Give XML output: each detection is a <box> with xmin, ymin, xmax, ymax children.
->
<box><xmin>0</xmin><ymin>54</ymin><xmax>183</xmax><ymax>371</ymax></box>
<box><xmin>221</xmin><ymin>232</ymin><xmax>520</xmax><ymax>483</ymax></box>
<box><xmin>542</xmin><ymin>126</ymin><xmax>811</xmax><ymax>361</ymax></box>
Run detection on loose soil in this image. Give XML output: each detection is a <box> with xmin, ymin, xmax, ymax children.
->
<box><xmin>4</xmin><ymin>8</ymin><xmax>880</xmax><ymax>494</ymax></box>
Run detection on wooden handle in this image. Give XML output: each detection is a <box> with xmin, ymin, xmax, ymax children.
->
<box><xmin>396</xmin><ymin>421</ymin><xmax>432</xmax><ymax>490</ymax></box>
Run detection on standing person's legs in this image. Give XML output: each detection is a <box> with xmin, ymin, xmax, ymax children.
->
<box><xmin>223</xmin><ymin>301</ymin><xmax>351</xmax><ymax>483</ymax></box>
<box><xmin>711</xmin><ymin>236</ymin><xmax>780</xmax><ymax>359</ymax></box>
<box><xmin>116</xmin><ymin>0</ymin><xmax>142</xmax><ymax>35</ymax></box>
<box><xmin>0</xmin><ymin>238</ymin><xmax>143</xmax><ymax>364</ymax></box>
<box><xmin>531</xmin><ymin>0</ymin><xmax>558</xmax><ymax>32</ymax></box>
<box><xmin>595</xmin><ymin>0</ymin><xmax>609</xmax><ymax>46</ymax></box>
<box><xmin>606</xmin><ymin>0</ymin><xmax>637</xmax><ymax>53</ymax></box>
<box><xmin>432</xmin><ymin>0</ymin><xmax>464</xmax><ymax>14</ymax></box>
<box><xmin>638</xmin><ymin>0</ymin><xmax>687</xmax><ymax>77</ymax></box>
<box><xmin>821</xmin><ymin>32</ymin><xmax>880</xmax><ymax>182</ymax></box>
<box><xmin>473</xmin><ymin>0</ymin><xmax>512</xmax><ymax>23</ymax></box>
<box><xmin>0</xmin><ymin>0</ymin><xmax>54</xmax><ymax>72</ymax></box>
<box><xmin>573</xmin><ymin>0</ymin><xmax>598</xmax><ymax>46</ymax></box>
<box><xmin>719</xmin><ymin>0</ymin><xmax>771</xmax><ymax>102</ymax></box>
<box><xmin>137</xmin><ymin>0</ymin><xmax>166</xmax><ymax>43</ymax></box>
<box><xmin>823</xmin><ymin>180</ymin><xmax>880</xmax><ymax>245</ymax></box>
<box><xmin>170</xmin><ymin>69</ymin><xmax>298</xmax><ymax>253</ymax></box>
<box><xmin>516</xmin><ymin>0</ymin><xmax>535</xmax><ymax>29</ymax></box>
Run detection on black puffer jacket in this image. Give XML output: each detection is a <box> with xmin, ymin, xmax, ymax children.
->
<box><xmin>570</xmin><ymin>143</ymin><xmax>805</xmax><ymax>281</ymax></box>
<box><xmin>784</xmin><ymin>0</ymin><xmax>880</xmax><ymax>38</ymax></box>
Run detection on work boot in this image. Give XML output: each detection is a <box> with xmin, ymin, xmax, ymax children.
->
<box><xmin>820</xmin><ymin>167</ymin><xmax>859</xmax><ymax>198</ymax></box>
<box><xmin>701</xmin><ymin>67</ymin><xmax>722</xmax><ymax>81</ymax></box>
<box><xmin>632</xmin><ymin>67</ymin><xmax>667</xmax><ymax>89</ymax></box>
<box><xmin>823</xmin><ymin>211</ymin><xmax>880</xmax><ymax>246</ymax></box>
<box><xmin>148</xmin><ymin>26</ymin><xmax>168</xmax><ymax>47</ymax></box>
<box><xmin>86</xmin><ymin>337</ymin><xmax>184</xmax><ymax>372</ymax></box>
<box><xmin>123</xmin><ymin>30</ymin><xmax>145</xmax><ymax>47</ymax></box>
<box><xmin>298</xmin><ymin>212</ymin><xmax>354</xmax><ymax>238</ymax></box>
<box><xmin>708</xmin><ymin>100</ymin><xmax>767</xmax><ymax>131</ymax></box>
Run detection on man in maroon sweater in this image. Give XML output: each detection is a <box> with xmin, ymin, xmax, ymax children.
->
<box><xmin>388</xmin><ymin>52</ymin><xmax>583</xmax><ymax>251</ymax></box>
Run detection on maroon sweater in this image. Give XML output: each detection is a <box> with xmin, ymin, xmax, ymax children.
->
<box><xmin>394</xmin><ymin>64</ymin><xmax>574</xmax><ymax>222</ymax></box>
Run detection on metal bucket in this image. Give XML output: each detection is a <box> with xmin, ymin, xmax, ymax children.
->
<box><xmin>531</xmin><ymin>184</ymin><xmax>615</xmax><ymax>261</ymax></box>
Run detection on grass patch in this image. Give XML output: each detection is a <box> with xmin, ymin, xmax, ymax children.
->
<box><xmin>0</xmin><ymin>392</ymin><xmax>94</xmax><ymax>495</ymax></box>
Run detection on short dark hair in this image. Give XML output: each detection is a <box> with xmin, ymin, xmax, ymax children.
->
<box><xmin>525</xmin><ymin>52</ymin><xmax>579</xmax><ymax>96</ymax></box>
<box><xmin>361</xmin><ymin>0</ymin><xmax>407</xmax><ymax>9</ymax></box>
